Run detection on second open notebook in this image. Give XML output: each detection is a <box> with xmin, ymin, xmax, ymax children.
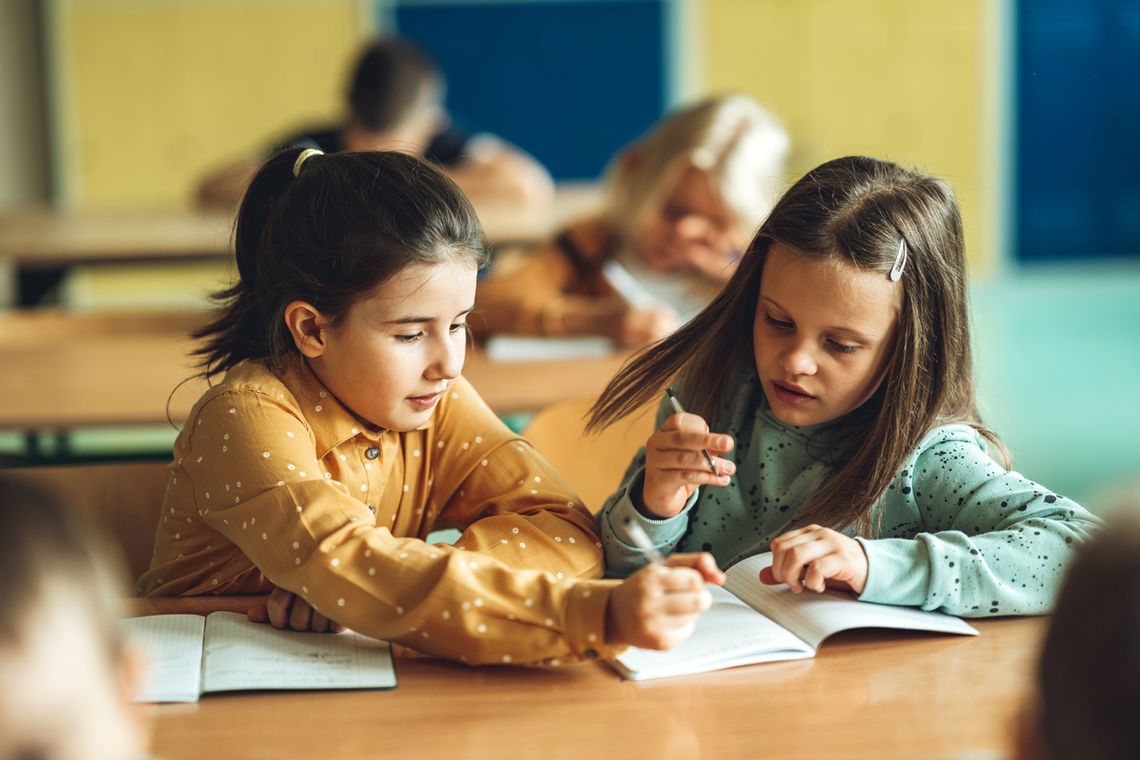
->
<box><xmin>122</xmin><ymin>611</ymin><xmax>397</xmax><ymax>702</ymax></box>
<box><xmin>611</xmin><ymin>552</ymin><xmax>978</xmax><ymax>681</ymax></box>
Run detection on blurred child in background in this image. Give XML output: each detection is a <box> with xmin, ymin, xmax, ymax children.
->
<box><xmin>1014</xmin><ymin>507</ymin><xmax>1140</xmax><ymax>760</ymax></box>
<box><xmin>0</xmin><ymin>476</ymin><xmax>151</xmax><ymax>760</ymax></box>
<box><xmin>198</xmin><ymin>36</ymin><xmax>553</xmax><ymax>211</ymax></box>
<box><xmin>475</xmin><ymin>94</ymin><xmax>789</xmax><ymax>346</ymax></box>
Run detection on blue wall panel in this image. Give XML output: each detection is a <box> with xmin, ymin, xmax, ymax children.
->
<box><xmin>1016</xmin><ymin>0</ymin><xmax>1140</xmax><ymax>260</ymax></box>
<box><xmin>394</xmin><ymin>1</ymin><xmax>669</xmax><ymax>180</ymax></box>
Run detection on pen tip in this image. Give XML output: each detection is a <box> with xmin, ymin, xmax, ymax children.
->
<box><xmin>665</xmin><ymin>387</ymin><xmax>677</xmax><ymax>399</ymax></box>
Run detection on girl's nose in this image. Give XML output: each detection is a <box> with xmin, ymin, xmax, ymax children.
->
<box><xmin>427</xmin><ymin>335</ymin><xmax>463</xmax><ymax>380</ymax></box>
<box><xmin>781</xmin><ymin>342</ymin><xmax>817</xmax><ymax>376</ymax></box>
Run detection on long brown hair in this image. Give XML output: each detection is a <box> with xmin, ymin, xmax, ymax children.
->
<box><xmin>194</xmin><ymin>148</ymin><xmax>487</xmax><ymax>376</ymax></box>
<box><xmin>588</xmin><ymin>155</ymin><xmax>1007</xmax><ymax>535</ymax></box>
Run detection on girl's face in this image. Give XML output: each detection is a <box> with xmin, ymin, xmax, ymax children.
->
<box><xmin>631</xmin><ymin>166</ymin><xmax>749</xmax><ymax>282</ymax></box>
<box><xmin>753</xmin><ymin>242</ymin><xmax>901</xmax><ymax>427</ymax></box>
<box><xmin>306</xmin><ymin>259</ymin><xmax>477</xmax><ymax>432</ymax></box>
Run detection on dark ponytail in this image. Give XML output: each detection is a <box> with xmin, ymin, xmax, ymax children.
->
<box><xmin>194</xmin><ymin>148</ymin><xmax>487</xmax><ymax>377</ymax></box>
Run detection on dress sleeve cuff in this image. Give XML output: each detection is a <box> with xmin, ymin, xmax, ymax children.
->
<box><xmin>562</xmin><ymin>579</ymin><xmax>621</xmax><ymax>660</ymax></box>
<box><xmin>856</xmin><ymin>537</ymin><xmax>931</xmax><ymax>607</ymax></box>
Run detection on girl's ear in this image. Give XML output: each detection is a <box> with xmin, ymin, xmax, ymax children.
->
<box><xmin>283</xmin><ymin>300</ymin><xmax>330</xmax><ymax>358</ymax></box>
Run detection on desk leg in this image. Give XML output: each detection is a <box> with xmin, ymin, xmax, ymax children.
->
<box><xmin>24</xmin><ymin>430</ymin><xmax>41</xmax><ymax>459</ymax></box>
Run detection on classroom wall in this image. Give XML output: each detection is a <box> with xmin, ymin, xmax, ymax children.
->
<box><xmin>702</xmin><ymin>0</ymin><xmax>994</xmax><ymax>274</ymax></box>
<box><xmin>0</xmin><ymin>0</ymin><xmax>51</xmax><ymax>206</ymax></box>
<box><xmin>393</xmin><ymin>0</ymin><xmax>673</xmax><ymax>181</ymax></box>
<box><xmin>972</xmin><ymin>264</ymin><xmax>1140</xmax><ymax>512</ymax></box>
<box><xmin>48</xmin><ymin>0</ymin><xmax>370</xmax><ymax>208</ymax></box>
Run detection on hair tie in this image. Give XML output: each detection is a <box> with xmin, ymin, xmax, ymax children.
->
<box><xmin>889</xmin><ymin>238</ymin><xmax>908</xmax><ymax>282</ymax></box>
<box><xmin>293</xmin><ymin>148</ymin><xmax>324</xmax><ymax>177</ymax></box>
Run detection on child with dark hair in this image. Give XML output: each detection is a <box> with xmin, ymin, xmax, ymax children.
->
<box><xmin>1014</xmin><ymin>509</ymin><xmax>1140</xmax><ymax>760</ymax></box>
<box><xmin>591</xmin><ymin>155</ymin><xmax>1100</xmax><ymax>617</ymax></box>
<box><xmin>0</xmin><ymin>476</ymin><xmax>150</xmax><ymax>760</ymax></box>
<box><xmin>144</xmin><ymin>148</ymin><xmax>721</xmax><ymax>665</ymax></box>
<box><xmin>197</xmin><ymin>37</ymin><xmax>552</xmax><ymax>210</ymax></box>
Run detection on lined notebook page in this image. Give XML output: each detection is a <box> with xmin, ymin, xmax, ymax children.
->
<box><xmin>613</xmin><ymin>585</ymin><xmax>812</xmax><ymax>680</ymax></box>
<box><xmin>726</xmin><ymin>553</ymin><xmax>978</xmax><ymax>650</ymax></box>
<box><xmin>201</xmin><ymin>612</ymin><xmax>396</xmax><ymax>693</ymax></box>
<box><xmin>121</xmin><ymin>614</ymin><xmax>205</xmax><ymax>703</ymax></box>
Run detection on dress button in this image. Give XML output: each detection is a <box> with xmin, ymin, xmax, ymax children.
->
<box><xmin>584</xmin><ymin>649</ymin><xmax>598</xmax><ymax>659</ymax></box>
<box><xmin>365</xmin><ymin>447</ymin><xmax>380</xmax><ymax>460</ymax></box>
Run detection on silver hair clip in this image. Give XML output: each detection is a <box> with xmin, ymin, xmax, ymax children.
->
<box><xmin>889</xmin><ymin>238</ymin><xmax>908</xmax><ymax>282</ymax></box>
<box><xmin>293</xmin><ymin>148</ymin><xmax>324</xmax><ymax>177</ymax></box>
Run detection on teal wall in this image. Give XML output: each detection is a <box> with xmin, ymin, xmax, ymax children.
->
<box><xmin>972</xmin><ymin>263</ymin><xmax>1140</xmax><ymax>512</ymax></box>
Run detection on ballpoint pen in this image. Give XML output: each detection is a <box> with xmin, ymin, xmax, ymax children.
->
<box><xmin>664</xmin><ymin>387</ymin><xmax>719</xmax><ymax>477</ymax></box>
<box><xmin>622</xmin><ymin>515</ymin><xmax>666</xmax><ymax>566</ymax></box>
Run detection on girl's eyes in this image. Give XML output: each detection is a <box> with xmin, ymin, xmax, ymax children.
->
<box><xmin>764</xmin><ymin>313</ymin><xmax>861</xmax><ymax>354</ymax></box>
<box><xmin>394</xmin><ymin>323</ymin><xmax>466</xmax><ymax>343</ymax></box>
<box><xmin>764</xmin><ymin>313</ymin><xmax>794</xmax><ymax>331</ymax></box>
<box><xmin>827</xmin><ymin>341</ymin><xmax>860</xmax><ymax>355</ymax></box>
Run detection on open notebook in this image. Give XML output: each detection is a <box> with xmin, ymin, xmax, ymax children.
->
<box><xmin>122</xmin><ymin>611</ymin><xmax>397</xmax><ymax>702</ymax></box>
<box><xmin>612</xmin><ymin>552</ymin><xmax>978</xmax><ymax>681</ymax></box>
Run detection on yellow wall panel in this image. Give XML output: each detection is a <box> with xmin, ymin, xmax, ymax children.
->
<box><xmin>52</xmin><ymin>0</ymin><xmax>368</xmax><ymax>208</ymax></box>
<box><xmin>704</xmin><ymin>0</ymin><xmax>991</xmax><ymax>272</ymax></box>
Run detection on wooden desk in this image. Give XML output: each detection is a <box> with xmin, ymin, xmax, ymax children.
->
<box><xmin>133</xmin><ymin>596</ymin><xmax>1043</xmax><ymax>760</ymax></box>
<box><xmin>0</xmin><ymin>184</ymin><xmax>600</xmax><ymax>268</ymax></box>
<box><xmin>0</xmin><ymin>329</ymin><xmax>629</xmax><ymax>430</ymax></box>
<box><xmin>0</xmin><ymin>187</ymin><xmax>600</xmax><ymax>307</ymax></box>
<box><xmin>0</xmin><ymin>209</ymin><xmax>236</xmax><ymax>268</ymax></box>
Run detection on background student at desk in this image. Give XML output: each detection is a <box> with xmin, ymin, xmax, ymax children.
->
<box><xmin>473</xmin><ymin>94</ymin><xmax>789</xmax><ymax>347</ymax></box>
<box><xmin>197</xmin><ymin>36</ymin><xmax>554</xmax><ymax>212</ymax></box>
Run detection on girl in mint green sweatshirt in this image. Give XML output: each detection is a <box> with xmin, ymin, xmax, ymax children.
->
<box><xmin>589</xmin><ymin>155</ymin><xmax>1100</xmax><ymax>618</ymax></box>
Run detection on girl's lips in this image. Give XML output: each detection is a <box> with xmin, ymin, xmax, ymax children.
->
<box><xmin>407</xmin><ymin>392</ymin><xmax>442</xmax><ymax>410</ymax></box>
<box><xmin>771</xmin><ymin>381</ymin><xmax>816</xmax><ymax>407</ymax></box>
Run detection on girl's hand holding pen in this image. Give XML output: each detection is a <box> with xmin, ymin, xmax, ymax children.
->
<box><xmin>638</xmin><ymin>411</ymin><xmax>735</xmax><ymax>519</ymax></box>
<box><xmin>605</xmin><ymin>553</ymin><xmax>725</xmax><ymax>650</ymax></box>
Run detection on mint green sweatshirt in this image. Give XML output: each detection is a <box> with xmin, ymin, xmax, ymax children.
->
<box><xmin>598</xmin><ymin>366</ymin><xmax>1101</xmax><ymax>617</ymax></box>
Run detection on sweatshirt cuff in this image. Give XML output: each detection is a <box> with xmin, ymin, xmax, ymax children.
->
<box><xmin>562</xmin><ymin>579</ymin><xmax>621</xmax><ymax>661</ymax></box>
<box><xmin>605</xmin><ymin>469</ymin><xmax>698</xmax><ymax>550</ymax></box>
<box><xmin>856</xmin><ymin>537</ymin><xmax>931</xmax><ymax>607</ymax></box>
